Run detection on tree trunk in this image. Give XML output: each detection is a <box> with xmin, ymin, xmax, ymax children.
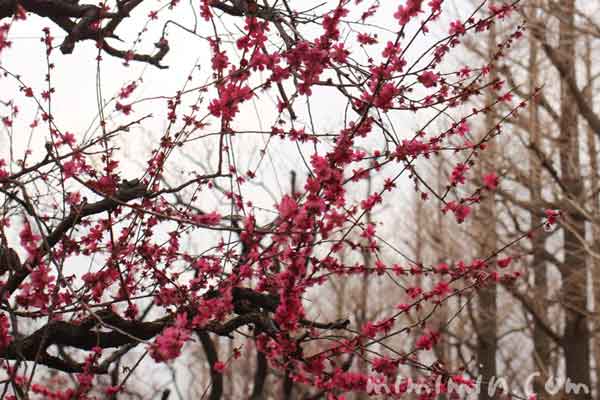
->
<box><xmin>528</xmin><ymin>4</ymin><xmax>551</xmax><ymax>397</ymax></box>
<box><xmin>557</xmin><ymin>2</ymin><xmax>591</xmax><ymax>398</ymax></box>
<box><xmin>583</xmin><ymin>34</ymin><xmax>600</xmax><ymax>400</ymax></box>
<box><xmin>476</xmin><ymin>10</ymin><xmax>498</xmax><ymax>399</ymax></box>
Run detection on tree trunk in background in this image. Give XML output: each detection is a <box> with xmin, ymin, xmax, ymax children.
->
<box><xmin>528</xmin><ymin>5</ymin><xmax>551</xmax><ymax>397</ymax></box>
<box><xmin>410</xmin><ymin>184</ymin><xmax>426</xmax><ymax>386</ymax></box>
<box><xmin>475</xmin><ymin>156</ymin><xmax>498</xmax><ymax>392</ymax></box>
<box><xmin>356</xmin><ymin>177</ymin><xmax>372</xmax><ymax>400</ymax></box>
<box><xmin>434</xmin><ymin>156</ymin><xmax>450</xmax><ymax>370</ymax></box>
<box><xmin>433</xmin><ymin>157</ymin><xmax>450</xmax><ymax>400</ymax></box>
<box><xmin>583</xmin><ymin>34</ymin><xmax>600</xmax><ymax>400</ymax></box>
<box><xmin>476</xmin><ymin>16</ymin><xmax>498</xmax><ymax>399</ymax></box>
<box><xmin>557</xmin><ymin>2</ymin><xmax>591</xmax><ymax>398</ymax></box>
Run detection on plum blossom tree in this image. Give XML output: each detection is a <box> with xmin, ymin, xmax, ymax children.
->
<box><xmin>0</xmin><ymin>0</ymin><xmax>552</xmax><ymax>398</ymax></box>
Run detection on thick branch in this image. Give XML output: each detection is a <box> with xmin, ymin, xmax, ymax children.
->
<box><xmin>0</xmin><ymin>0</ymin><xmax>169</xmax><ymax>67</ymax></box>
<box><xmin>0</xmin><ymin>288</ymin><xmax>348</xmax><ymax>374</ymax></box>
<box><xmin>0</xmin><ymin>310</ymin><xmax>162</xmax><ymax>373</ymax></box>
<box><xmin>1</xmin><ymin>179</ymin><xmax>148</xmax><ymax>297</ymax></box>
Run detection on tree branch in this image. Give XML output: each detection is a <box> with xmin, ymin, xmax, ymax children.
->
<box><xmin>532</xmin><ymin>27</ymin><xmax>600</xmax><ymax>138</ymax></box>
<box><xmin>1</xmin><ymin>179</ymin><xmax>148</xmax><ymax>298</ymax></box>
<box><xmin>0</xmin><ymin>0</ymin><xmax>170</xmax><ymax>67</ymax></box>
<box><xmin>0</xmin><ymin>288</ymin><xmax>349</xmax><ymax>374</ymax></box>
